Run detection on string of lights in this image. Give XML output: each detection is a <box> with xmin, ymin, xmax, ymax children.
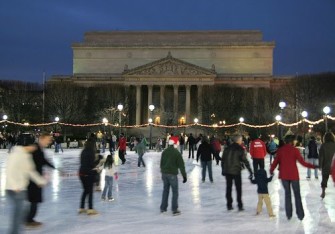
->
<box><xmin>0</xmin><ymin>116</ymin><xmax>333</xmax><ymax>129</ymax></box>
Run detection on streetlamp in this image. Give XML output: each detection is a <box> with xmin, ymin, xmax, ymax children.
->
<box><xmin>239</xmin><ymin>117</ymin><xmax>244</xmax><ymax>134</ymax></box>
<box><xmin>117</xmin><ymin>104</ymin><xmax>123</xmax><ymax>136</ymax></box>
<box><xmin>194</xmin><ymin>118</ymin><xmax>199</xmax><ymax>136</ymax></box>
<box><xmin>102</xmin><ymin>117</ymin><xmax>108</xmax><ymax>133</ymax></box>
<box><xmin>278</xmin><ymin>101</ymin><xmax>286</xmax><ymax>140</ymax></box>
<box><xmin>323</xmin><ymin>106</ymin><xmax>331</xmax><ymax>132</ymax></box>
<box><xmin>148</xmin><ymin>118</ymin><xmax>153</xmax><ymax>149</ymax></box>
<box><xmin>275</xmin><ymin>115</ymin><xmax>282</xmax><ymax>140</ymax></box>
<box><xmin>301</xmin><ymin>111</ymin><xmax>308</xmax><ymax>159</ymax></box>
<box><xmin>279</xmin><ymin>101</ymin><xmax>286</xmax><ymax>110</ymax></box>
<box><xmin>148</xmin><ymin>104</ymin><xmax>155</xmax><ymax>149</ymax></box>
<box><xmin>55</xmin><ymin>116</ymin><xmax>60</xmax><ymax>133</ymax></box>
<box><xmin>2</xmin><ymin>115</ymin><xmax>8</xmax><ymax>131</ymax></box>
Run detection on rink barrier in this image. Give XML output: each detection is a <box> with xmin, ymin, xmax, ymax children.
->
<box><xmin>0</xmin><ymin>115</ymin><xmax>333</xmax><ymax>129</ymax></box>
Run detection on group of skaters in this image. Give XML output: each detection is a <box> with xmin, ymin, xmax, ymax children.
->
<box><xmin>0</xmin><ymin>132</ymin><xmax>18</xmax><ymax>153</ymax></box>
<box><xmin>79</xmin><ymin>130</ymin><xmax>335</xmax><ymax>220</ymax></box>
<box><xmin>158</xmin><ymin>131</ymin><xmax>335</xmax><ymax>220</ymax></box>
<box><xmin>4</xmin><ymin>129</ymin><xmax>335</xmax><ymax>233</ymax></box>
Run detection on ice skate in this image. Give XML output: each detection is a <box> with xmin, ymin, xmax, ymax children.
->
<box><xmin>78</xmin><ymin>208</ymin><xmax>87</xmax><ymax>214</ymax></box>
<box><xmin>87</xmin><ymin>209</ymin><xmax>99</xmax><ymax>215</ymax></box>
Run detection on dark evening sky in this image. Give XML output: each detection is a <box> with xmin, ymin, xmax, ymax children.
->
<box><xmin>0</xmin><ymin>0</ymin><xmax>334</xmax><ymax>83</ymax></box>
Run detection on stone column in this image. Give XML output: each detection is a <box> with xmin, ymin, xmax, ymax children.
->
<box><xmin>173</xmin><ymin>85</ymin><xmax>179</xmax><ymax>124</ymax></box>
<box><xmin>147</xmin><ymin>85</ymin><xmax>153</xmax><ymax>120</ymax></box>
<box><xmin>185</xmin><ymin>85</ymin><xmax>191</xmax><ymax>124</ymax></box>
<box><xmin>160</xmin><ymin>86</ymin><xmax>165</xmax><ymax>124</ymax></box>
<box><xmin>136</xmin><ymin>85</ymin><xmax>142</xmax><ymax>125</ymax></box>
<box><xmin>197</xmin><ymin>86</ymin><xmax>203</xmax><ymax>123</ymax></box>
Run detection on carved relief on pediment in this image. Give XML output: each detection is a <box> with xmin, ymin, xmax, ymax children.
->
<box><xmin>134</xmin><ymin>61</ymin><xmax>207</xmax><ymax>76</ymax></box>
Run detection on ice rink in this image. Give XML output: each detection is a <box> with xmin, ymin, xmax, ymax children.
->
<box><xmin>0</xmin><ymin>148</ymin><xmax>334</xmax><ymax>234</ymax></box>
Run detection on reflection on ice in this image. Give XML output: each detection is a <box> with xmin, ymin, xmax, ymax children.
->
<box><xmin>190</xmin><ymin>164</ymin><xmax>201</xmax><ymax>205</ymax></box>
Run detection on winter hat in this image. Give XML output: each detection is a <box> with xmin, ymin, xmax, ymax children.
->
<box><xmin>168</xmin><ymin>139</ymin><xmax>175</xmax><ymax>145</ymax></box>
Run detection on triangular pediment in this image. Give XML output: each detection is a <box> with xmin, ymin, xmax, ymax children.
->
<box><xmin>123</xmin><ymin>53</ymin><xmax>216</xmax><ymax>77</ymax></box>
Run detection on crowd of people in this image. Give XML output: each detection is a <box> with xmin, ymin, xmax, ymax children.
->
<box><xmin>3</xmin><ymin>129</ymin><xmax>335</xmax><ymax>233</ymax></box>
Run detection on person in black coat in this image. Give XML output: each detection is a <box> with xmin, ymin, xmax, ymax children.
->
<box><xmin>78</xmin><ymin>139</ymin><xmax>99</xmax><ymax>215</ymax></box>
<box><xmin>186</xmin><ymin>133</ymin><xmax>196</xmax><ymax>159</ymax></box>
<box><xmin>26</xmin><ymin>133</ymin><xmax>55</xmax><ymax>227</ymax></box>
<box><xmin>306</xmin><ymin>136</ymin><xmax>319</xmax><ymax>179</ymax></box>
<box><xmin>197</xmin><ymin>138</ymin><xmax>214</xmax><ymax>183</ymax></box>
<box><xmin>221</xmin><ymin>135</ymin><xmax>253</xmax><ymax>211</ymax></box>
<box><xmin>250</xmin><ymin>169</ymin><xmax>275</xmax><ymax>217</ymax></box>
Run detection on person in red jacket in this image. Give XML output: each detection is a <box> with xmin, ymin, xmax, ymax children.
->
<box><xmin>249</xmin><ymin>135</ymin><xmax>267</xmax><ymax>171</ymax></box>
<box><xmin>270</xmin><ymin>135</ymin><xmax>316</xmax><ymax>221</ymax></box>
<box><xmin>118</xmin><ymin>134</ymin><xmax>127</xmax><ymax>164</ymax></box>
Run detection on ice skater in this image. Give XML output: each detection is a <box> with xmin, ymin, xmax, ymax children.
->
<box><xmin>160</xmin><ymin>140</ymin><xmax>187</xmax><ymax>216</ymax></box>
<box><xmin>94</xmin><ymin>152</ymin><xmax>104</xmax><ymax>191</ymax></box>
<box><xmin>27</xmin><ymin>133</ymin><xmax>57</xmax><ymax>227</ymax></box>
<box><xmin>221</xmin><ymin>134</ymin><xmax>253</xmax><ymax>211</ymax></box>
<box><xmin>270</xmin><ymin>134</ymin><xmax>316</xmax><ymax>221</ymax></box>
<box><xmin>250</xmin><ymin>169</ymin><xmax>275</xmax><ymax>218</ymax></box>
<box><xmin>197</xmin><ymin>137</ymin><xmax>214</xmax><ymax>183</ymax></box>
<box><xmin>6</xmin><ymin>134</ymin><xmax>47</xmax><ymax>234</ymax></box>
<box><xmin>79</xmin><ymin>140</ymin><xmax>99</xmax><ymax>215</ymax></box>
<box><xmin>118</xmin><ymin>133</ymin><xmax>127</xmax><ymax>164</ymax></box>
<box><xmin>99</xmin><ymin>154</ymin><xmax>118</xmax><ymax>201</ymax></box>
<box><xmin>135</xmin><ymin>138</ymin><xmax>146</xmax><ymax>167</ymax></box>
<box><xmin>319</xmin><ymin>132</ymin><xmax>335</xmax><ymax>198</ymax></box>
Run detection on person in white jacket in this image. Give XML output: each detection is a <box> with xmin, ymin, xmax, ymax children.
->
<box><xmin>6</xmin><ymin>138</ymin><xmax>47</xmax><ymax>234</ymax></box>
<box><xmin>98</xmin><ymin>154</ymin><xmax>118</xmax><ymax>201</ymax></box>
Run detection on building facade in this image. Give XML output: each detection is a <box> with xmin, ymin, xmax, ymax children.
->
<box><xmin>49</xmin><ymin>31</ymin><xmax>288</xmax><ymax>125</ymax></box>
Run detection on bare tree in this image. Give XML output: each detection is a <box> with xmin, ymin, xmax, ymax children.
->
<box><xmin>0</xmin><ymin>80</ymin><xmax>42</xmax><ymax>123</ymax></box>
<box><xmin>45</xmin><ymin>83</ymin><xmax>86</xmax><ymax>123</ymax></box>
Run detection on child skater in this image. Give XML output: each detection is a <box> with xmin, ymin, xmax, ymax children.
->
<box><xmin>250</xmin><ymin>168</ymin><xmax>275</xmax><ymax>218</ymax></box>
<box><xmin>99</xmin><ymin>154</ymin><xmax>118</xmax><ymax>201</ymax></box>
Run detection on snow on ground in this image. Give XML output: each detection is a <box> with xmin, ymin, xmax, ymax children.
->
<box><xmin>0</xmin><ymin>148</ymin><xmax>334</xmax><ymax>234</ymax></box>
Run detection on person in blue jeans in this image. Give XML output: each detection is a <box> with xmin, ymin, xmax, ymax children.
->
<box><xmin>196</xmin><ymin>137</ymin><xmax>214</xmax><ymax>183</ymax></box>
<box><xmin>99</xmin><ymin>155</ymin><xmax>117</xmax><ymax>201</ymax></box>
<box><xmin>160</xmin><ymin>140</ymin><xmax>187</xmax><ymax>216</ymax></box>
<box><xmin>270</xmin><ymin>134</ymin><xmax>316</xmax><ymax>220</ymax></box>
<box><xmin>6</xmin><ymin>135</ymin><xmax>47</xmax><ymax>234</ymax></box>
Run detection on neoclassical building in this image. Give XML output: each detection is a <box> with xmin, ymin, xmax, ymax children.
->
<box><xmin>49</xmin><ymin>31</ymin><xmax>288</xmax><ymax>125</ymax></box>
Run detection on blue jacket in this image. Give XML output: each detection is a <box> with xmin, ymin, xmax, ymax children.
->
<box><xmin>250</xmin><ymin>169</ymin><xmax>273</xmax><ymax>194</ymax></box>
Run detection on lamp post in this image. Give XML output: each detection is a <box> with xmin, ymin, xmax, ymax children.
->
<box><xmin>117</xmin><ymin>104</ymin><xmax>123</xmax><ymax>136</ymax></box>
<box><xmin>323</xmin><ymin>106</ymin><xmax>331</xmax><ymax>132</ymax></box>
<box><xmin>194</xmin><ymin>118</ymin><xmax>199</xmax><ymax>136</ymax></box>
<box><xmin>148</xmin><ymin>104</ymin><xmax>155</xmax><ymax>150</ymax></box>
<box><xmin>2</xmin><ymin>115</ymin><xmax>8</xmax><ymax>131</ymax></box>
<box><xmin>301</xmin><ymin>111</ymin><xmax>308</xmax><ymax>159</ymax></box>
<box><xmin>275</xmin><ymin>115</ymin><xmax>282</xmax><ymax>140</ymax></box>
<box><xmin>239</xmin><ymin>117</ymin><xmax>244</xmax><ymax>135</ymax></box>
<box><xmin>55</xmin><ymin>116</ymin><xmax>60</xmax><ymax>133</ymax></box>
<box><xmin>102</xmin><ymin>117</ymin><xmax>108</xmax><ymax>133</ymax></box>
<box><xmin>148</xmin><ymin>118</ymin><xmax>153</xmax><ymax>149</ymax></box>
<box><xmin>279</xmin><ymin>101</ymin><xmax>286</xmax><ymax>139</ymax></box>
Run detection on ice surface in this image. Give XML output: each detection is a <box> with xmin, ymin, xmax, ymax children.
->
<box><xmin>0</xmin><ymin>148</ymin><xmax>334</xmax><ymax>234</ymax></box>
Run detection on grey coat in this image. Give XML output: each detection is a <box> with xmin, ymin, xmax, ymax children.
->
<box><xmin>319</xmin><ymin>142</ymin><xmax>335</xmax><ymax>175</ymax></box>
